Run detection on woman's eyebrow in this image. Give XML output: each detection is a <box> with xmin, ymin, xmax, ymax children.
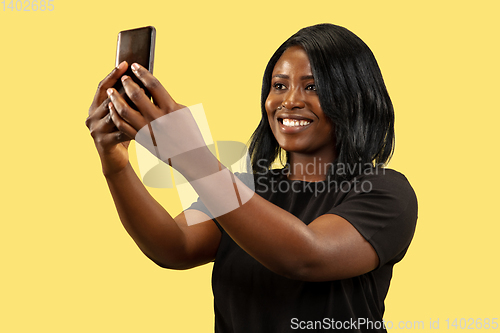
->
<box><xmin>273</xmin><ymin>74</ymin><xmax>289</xmax><ymax>79</ymax></box>
<box><xmin>272</xmin><ymin>74</ymin><xmax>315</xmax><ymax>80</ymax></box>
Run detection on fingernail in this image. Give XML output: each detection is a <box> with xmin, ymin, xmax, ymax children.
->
<box><xmin>121</xmin><ymin>75</ymin><xmax>129</xmax><ymax>82</ymax></box>
<box><xmin>117</xmin><ymin>61</ymin><xmax>126</xmax><ymax>70</ymax></box>
<box><xmin>131</xmin><ymin>63</ymin><xmax>139</xmax><ymax>71</ymax></box>
<box><xmin>107</xmin><ymin>88</ymin><xmax>113</xmax><ymax>96</ymax></box>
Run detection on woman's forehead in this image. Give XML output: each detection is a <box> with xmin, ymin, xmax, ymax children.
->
<box><xmin>272</xmin><ymin>46</ymin><xmax>312</xmax><ymax>76</ymax></box>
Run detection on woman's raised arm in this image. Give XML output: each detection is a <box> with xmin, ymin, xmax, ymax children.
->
<box><xmin>85</xmin><ymin>62</ymin><xmax>220</xmax><ymax>269</ymax></box>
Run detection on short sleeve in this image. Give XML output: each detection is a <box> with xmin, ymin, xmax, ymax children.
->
<box><xmin>186</xmin><ymin>195</ymin><xmax>212</xmax><ymax>217</ymax></box>
<box><xmin>328</xmin><ymin>169</ymin><xmax>418</xmax><ymax>267</ymax></box>
<box><xmin>185</xmin><ymin>195</ymin><xmax>223</xmax><ymax>232</ymax></box>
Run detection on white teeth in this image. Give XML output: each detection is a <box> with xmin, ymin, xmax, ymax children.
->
<box><xmin>282</xmin><ymin>118</ymin><xmax>311</xmax><ymax>127</ymax></box>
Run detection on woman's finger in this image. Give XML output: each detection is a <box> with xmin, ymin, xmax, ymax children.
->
<box><xmin>121</xmin><ymin>75</ymin><xmax>163</xmax><ymax>121</ymax></box>
<box><xmin>108</xmin><ymin>102</ymin><xmax>140</xmax><ymax>139</ymax></box>
<box><xmin>92</xmin><ymin>107</ymin><xmax>133</xmax><ymax>145</ymax></box>
<box><xmin>87</xmin><ymin>108</ymin><xmax>124</xmax><ymax>144</ymax></box>
<box><xmin>130</xmin><ymin>63</ymin><xmax>178</xmax><ymax>111</ymax></box>
<box><xmin>95</xmin><ymin>98</ymin><xmax>113</xmax><ymax>120</ymax></box>
<box><xmin>89</xmin><ymin>61</ymin><xmax>128</xmax><ymax>115</ymax></box>
<box><xmin>106</xmin><ymin>87</ymin><xmax>148</xmax><ymax>132</ymax></box>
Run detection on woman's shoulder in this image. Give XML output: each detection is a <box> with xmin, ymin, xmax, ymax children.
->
<box><xmin>329</xmin><ymin>167</ymin><xmax>418</xmax><ymax>266</ymax></box>
<box><xmin>332</xmin><ymin>167</ymin><xmax>418</xmax><ymax>219</ymax></box>
<box><xmin>356</xmin><ymin>168</ymin><xmax>416</xmax><ymax>197</ymax></box>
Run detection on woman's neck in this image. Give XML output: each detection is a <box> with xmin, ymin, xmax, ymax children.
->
<box><xmin>287</xmin><ymin>152</ymin><xmax>336</xmax><ymax>182</ymax></box>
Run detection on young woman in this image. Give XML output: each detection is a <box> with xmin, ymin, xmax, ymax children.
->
<box><xmin>86</xmin><ymin>24</ymin><xmax>417</xmax><ymax>332</ymax></box>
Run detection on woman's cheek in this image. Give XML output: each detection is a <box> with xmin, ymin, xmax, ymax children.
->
<box><xmin>265</xmin><ymin>102</ymin><xmax>273</xmax><ymax>118</ymax></box>
<box><xmin>266</xmin><ymin>94</ymin><xmax>281</xmax><ymax>113</ymax></box>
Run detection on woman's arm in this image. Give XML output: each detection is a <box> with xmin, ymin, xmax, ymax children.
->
<box><xmin>108</xmin><ymin>63</ymin><xmax>379</xmax><ymax>282</ymax></box>
<box><xmin>104</xmin><ymin>163</ymin><xmax>220</xmax><ymax>269</ymax></box>
<box><xmin>85</xmin><ymin>62</ymin><xmax>220</xmax><ymax>269</ymax></box>
<box><xmin>185</xmin><ymin>164</ymin><xmax>379</xmax><ymax>281</ymax></box>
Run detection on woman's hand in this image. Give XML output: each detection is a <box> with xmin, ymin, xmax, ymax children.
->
<box><xmin>86</xmin><ymin>62</ymin><xmax>133</xmax><ymax>176</ymax></box>
<box><xmin>105</xmin><ymin>63</ymin><xmax>215</xmax><ymax>180</ymax></box>
<box><xmin>104</xmin><ymin>62</ymin><xmax>186</xmax><ymax>141</ymax></box>
<box><xmin>86</xmin><ymin>61</ymin><xmax>187</xmax><ymax>176</ymax></box>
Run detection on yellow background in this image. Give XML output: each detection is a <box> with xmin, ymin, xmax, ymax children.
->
<box><xmin>1</xmin><ymin>0</ymin><xmax>499</xmax><ymax>331</ymax></box>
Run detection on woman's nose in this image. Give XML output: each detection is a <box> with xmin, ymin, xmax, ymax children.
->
<box><xmin>282</xmin><ymin>88</ymin><xmax>306</xmax><ymax>110</ymax></box>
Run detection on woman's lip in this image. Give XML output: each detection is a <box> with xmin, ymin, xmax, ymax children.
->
<box><xmin>278</xmin><ymin>118</ymin><xmax>313</xmax><ymax>133</ymax></box>
<box><xmin>276</xmin><ymin>113</ymin><xmax>314</xmax><ymax>122</ymax></box>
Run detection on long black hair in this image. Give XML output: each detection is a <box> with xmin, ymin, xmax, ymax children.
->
<box><xmin>248</xmin><ymin>23</ymin><xmax>394</xmax><ymax>180</ymax></box>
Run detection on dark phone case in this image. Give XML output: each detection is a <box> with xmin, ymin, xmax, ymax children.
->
<box><xmin>113</xmin><ymin>26</ymin><xmax>156</xmax><ymax>109</ymax></box>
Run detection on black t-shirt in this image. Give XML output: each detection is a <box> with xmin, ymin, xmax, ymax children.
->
<box><xmin>188</xmin><ymin>168</ymin><xmax>418</xmax><ymax>332</ymax></box>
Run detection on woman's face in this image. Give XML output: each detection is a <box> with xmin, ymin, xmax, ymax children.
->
<box><xmin>265</xmin><ymin>46</ymin><xmax>336</xmax><ymax>161</ymax></box>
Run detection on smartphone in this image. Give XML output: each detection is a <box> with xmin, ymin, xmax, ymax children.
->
<box><xmin>113</xmin><ymin>26</ymin><xmax>156</xmax><ymax>109</ymax></box>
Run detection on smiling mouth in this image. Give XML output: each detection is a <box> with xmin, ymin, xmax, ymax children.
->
<box><xmin>279</xmin><ymin>118</ymin><xmax>312</xmax><ymax>127</ymax></box>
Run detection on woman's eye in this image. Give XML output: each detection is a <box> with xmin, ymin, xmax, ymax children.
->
<box><xmin>306</xmin><ymin>84</ymin><xmax>316</xmax><ymax>91</ymax></box>
<box><xmin>273</xmin><ymin>83</ymin><xmax>286</xmax><ymax>90</ymax></box>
